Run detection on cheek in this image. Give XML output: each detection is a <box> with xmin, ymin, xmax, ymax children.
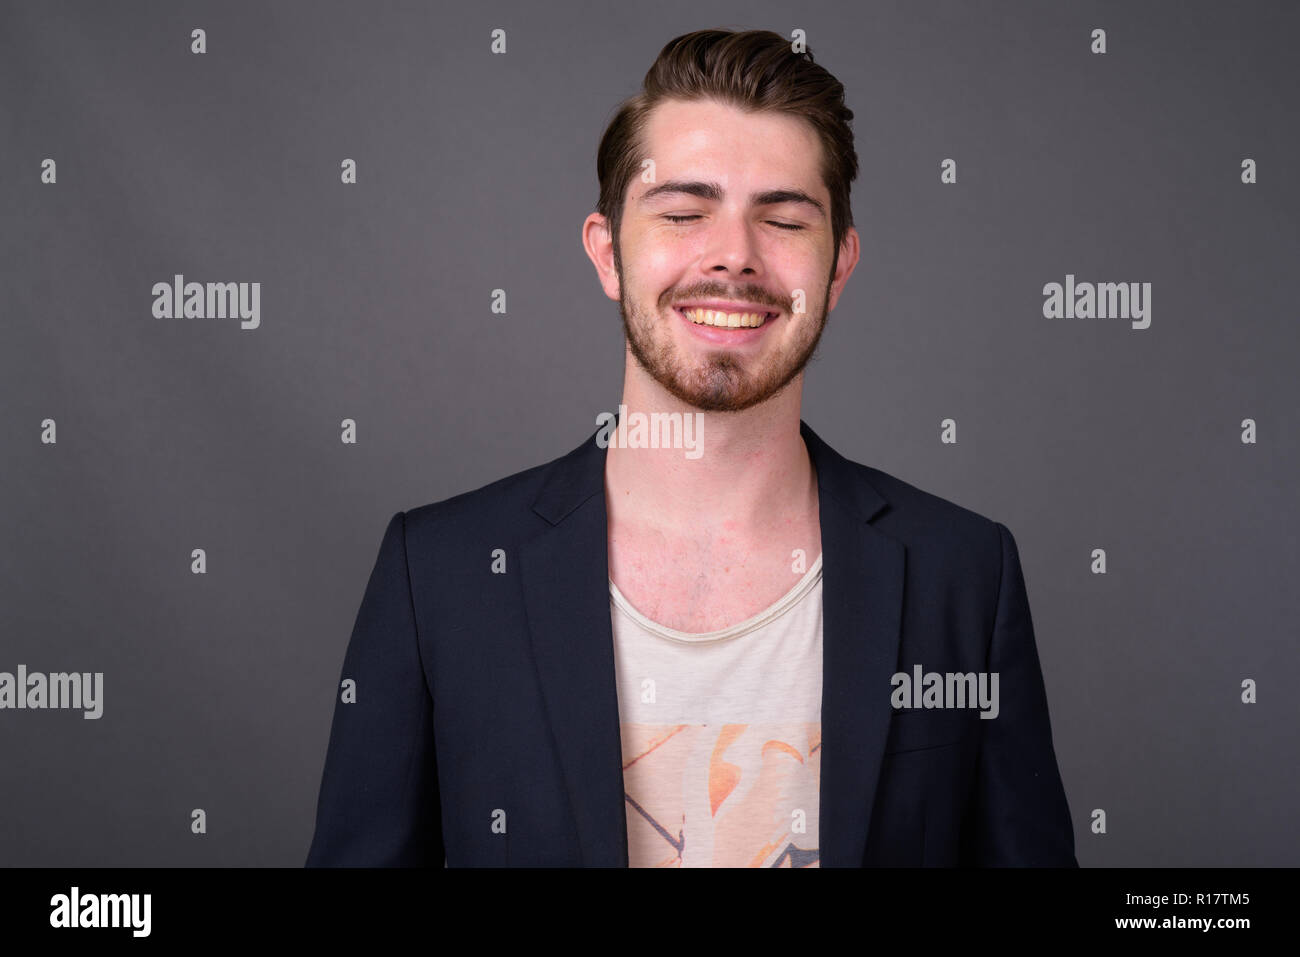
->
<box><xmin>777</xmin><ymin>249</ymin><xmax>825</xmax><ymax>284</ymax></box>
<box><xmin>636</xmin><ymin>235</ymin><xmax>694</xmax><ymax>275</ymax></box>
<box><xmin>625</xmin><ymin>249</ymin><xmax>687</xmax><ymax>305</ymax></box>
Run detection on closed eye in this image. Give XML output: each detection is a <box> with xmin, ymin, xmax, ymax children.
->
<box><xmin>663</xmin><ymin>214</ymin><xmax>804</xmax><ymax>231</ymax></box>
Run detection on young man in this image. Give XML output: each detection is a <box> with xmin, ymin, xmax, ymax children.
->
<box><xmin>306</xmin><ymin>29</ymin><xmax>1077</xmax><ymax>867</ymax></box>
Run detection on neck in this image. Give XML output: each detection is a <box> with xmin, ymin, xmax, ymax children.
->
<box><xmin>604</xmin><ymin>355</ymin><xmax>816</xmax><ymax>537</ymax></box>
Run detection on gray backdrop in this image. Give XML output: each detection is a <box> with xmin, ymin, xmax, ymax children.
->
<box><xmin>1</xmin><ymin>0</ymin><xmax>1296</xmax><ymax>867</ymax></box>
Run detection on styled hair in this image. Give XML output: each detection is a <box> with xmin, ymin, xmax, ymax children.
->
<box><xmin>595</xmin><ymin>28</ymin><xmax>858</xmax><ymax>269</ymax></box>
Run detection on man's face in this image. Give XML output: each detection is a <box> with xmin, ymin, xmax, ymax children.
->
<box><xmin>600</xmin><ymin>97</ymin><xmax>857</xmax><ymax>413</ymax></box>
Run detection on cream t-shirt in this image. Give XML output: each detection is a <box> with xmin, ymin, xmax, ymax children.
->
<box><xmin>609</xmin><ymin>553</ymin><xmax>823</xmax><ymax>867</ymax></box>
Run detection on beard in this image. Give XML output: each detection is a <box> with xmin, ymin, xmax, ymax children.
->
<box><xmin>615</xmin><ymin>250</ymin><xmax>833</xmax><ymax>414</ymax></box>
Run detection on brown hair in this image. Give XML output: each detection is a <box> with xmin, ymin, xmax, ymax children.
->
<box><xmin>596</xmin><ymin>28</ymin><xmax>858</xmax><ymax>271</ymax></box>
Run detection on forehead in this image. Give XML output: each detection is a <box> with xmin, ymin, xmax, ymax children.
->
<box><xmin>639</xmin><ymin>97</ymin><xmax>825</xmax><ymax>193</ymax></box>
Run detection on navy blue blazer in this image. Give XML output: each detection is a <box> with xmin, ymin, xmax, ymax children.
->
<box><xmin>305</xmin><ymin>419</ymin><xmax>1077</xmax><ymax>867</ymax></box>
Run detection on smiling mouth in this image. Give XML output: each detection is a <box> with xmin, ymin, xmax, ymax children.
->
<box><xmin>676</xmin><ymin>306</ymin><xmax>778</xmax><ymax>329</ymax></box>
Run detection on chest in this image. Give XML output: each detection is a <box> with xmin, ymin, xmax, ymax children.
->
<box><xmin>607</xmin><ymin>521</ymin><xmax>821</xmax><ymax>634</ymax></box>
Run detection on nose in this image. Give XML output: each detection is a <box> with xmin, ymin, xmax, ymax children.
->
<box><xmin>700</xmin><ymin>210</ymin><xmax>764</xmax><ymax>278</ymax></box>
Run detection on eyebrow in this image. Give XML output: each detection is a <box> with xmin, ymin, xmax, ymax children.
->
<box><xmin>638</xmin><ymin>180</ymin><xmax>826</xmax><ymax>218</ymax></box>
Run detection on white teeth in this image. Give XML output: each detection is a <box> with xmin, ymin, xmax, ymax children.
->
<box><xmin>682</xmin><ymin>307</ymin><xmax>771</xmax><ymax>328</ymax></box>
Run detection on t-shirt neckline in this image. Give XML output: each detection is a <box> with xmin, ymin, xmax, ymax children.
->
<box><xmin>608</xmin><ymin>551</ymin><xmax>823</xmax><ymax>644</ymax></box>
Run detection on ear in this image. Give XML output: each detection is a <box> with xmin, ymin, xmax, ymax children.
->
<box><xmin>826</xmin><ymin>225</ymin><xmax>860</xmax><ymax>313</ymax></box>
<box><xmin>582</xmin><ymin>213</ymin><xmax>621</xmax><ymax>302</ymax></box>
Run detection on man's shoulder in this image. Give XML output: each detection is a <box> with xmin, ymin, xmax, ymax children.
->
<box><xmin>390</xmin><ymin>425</ymin><xmax>1014</xmax><ymax>578</ymax></box>
<box><xmin>861</xmin><ymin>459</ymin><xmax>999</xmax><ymax>532</ymax></box>
<box><xmin>397</xmin><ymin>432</ymin><xmax>594</xmax><ymax>539</ymax></box>
<box><xmin>828</xmin><ymin>445</ymin><xmax>1008</xmax><ymax>576</ymax></box>
<box><xmin>401</xmin><ymin>459</ymin><xmax>553</xmax><ymax>531</ymax></box>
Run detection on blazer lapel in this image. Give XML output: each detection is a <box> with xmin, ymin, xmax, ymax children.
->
<box><xmin>801</xmin><ymin>420</ymin><xmax>905</xmax><ymax>867</ymax></box>
<box><xmin>519</xmin><ymin>427</ymin><xmax>628</xmax><ymax>866</ymax></box>
<box><xmin>518</xmin><ymin>416</ymin><xmax>904</xmax><ymax>867</ymax></box>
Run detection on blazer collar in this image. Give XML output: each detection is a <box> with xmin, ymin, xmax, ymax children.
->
<box><xmin>518</xmin><ymin>415</ymin><xmax>904</xmax><ymax>866</ymax></box>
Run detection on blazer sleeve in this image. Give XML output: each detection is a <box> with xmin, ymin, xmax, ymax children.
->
<box><xmin>968</xmin><ymin>521</ymin><xmax>1078</xmax><ymax>866</ymax></box>
<box><xmin>305</xmin><ymin>511</ymin><xmax>446</xmax><ymax>866</ymax></box>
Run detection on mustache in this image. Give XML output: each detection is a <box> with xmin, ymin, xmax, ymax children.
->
<box><xmin>661</xmin><ymin>289</ymin><xmax>788</xmax><ymax>311</ymax></box>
